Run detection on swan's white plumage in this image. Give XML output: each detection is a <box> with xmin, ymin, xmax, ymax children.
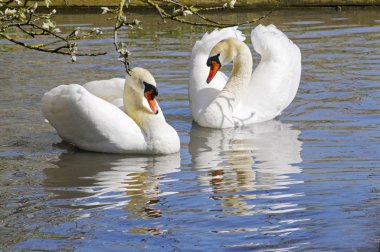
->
<box><xmin>83</xmin><ymin>78</ymin><xmax>125</xmax><ymax>109</ymax></box>
<box><xmin>189</xmin><ymin>24</ymin><xmax>301</xmax><ymax>128</ymax></box>
<box><xmin>189</xmin><ymin>26</ymin><xmax>245</xmax><ymax>124</ymax></box>
<box><xmin>42</xmin><ymin>68</ymin><xmax>180</xmax><ymax>154</ymax></box>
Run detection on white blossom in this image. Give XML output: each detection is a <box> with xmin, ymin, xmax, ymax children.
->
<box><xmin>4</xmin><ymin>8</ymin><xmax>17</xmax><ymax>16</ymax></box>
<box><xmin>92</xmin><ymin>27</ymin><xmax>102</xmax><ymax>35</ymax></box>
<box><xmin>183</xmin><ymin>10</ymin><xmax>193</xmax><ymax>16</ymax></box>
<box><xmin>223</xmin><ymin>3</ymin><xmax>228</xmax><ymax>8</ymax></box>
<box><xmin>31</xmin><ymin>2</ymin><xmax>38</xmax><ymax>12</ymax></box>
<box><xmin>101</xmin><ymin>7</ymin><xmax>110</xmax><ymax>14</ymax></box>
<box><xmin>42</xmin><ymin>22</ymin><xmax>50</xmax><ymax>30</ymax></box>
<box><xmin>53</xmin><ymin>28</ymin><xmax>61</xmax><ymax>33</ymax></box>
<box><xmin>229</xmin><ymin>0</ymin><xmax>236</xmax><ymax>8</ymax></box>
<box><xmin>173</xmin><ymin>8</ymin><xmax>181</xmax><ymax>15</ymax></box>
<box><xmin>45</xmin><ymin>0</ymin><xmax>52</xmax><ymax>8</ymax></box>
<box><xmin>134</xmin><ymin>19</ymin><xmax>141</xmax><ymax>26</ymax></box>
<box><xmin>73</xmin><ymin>27</ymin><xmax>80</xmax><ymax>36</ymax></box>
<box><xmin>42</xmin><ymin>20</ymin><xmax>55</xmax><ymax>30</ymax></box>
<box><xmin>15</xmin><ymin>0</ymin><xmax>22</xmax><ymax>5</ymax></box>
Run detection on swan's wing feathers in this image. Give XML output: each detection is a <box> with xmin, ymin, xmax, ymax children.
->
<box><xmin>83</xmin><ymin>78</ymin><xmax>125</xmax><ymax>106</ymax></box>
<box><xmin>251</xmin><ymin>24</ymin><xmax>301</xmax><ymax>63</ymax></box>
<box><xmin>238</xmin><ymin>25</ymin><xmax>301</xmax><ymax>123</ymax></box>
<box><xmin>253</xmin><ymin>24</ymin><xmax>301</xmax><ymax>108</ymax></box>
<box><xmin>192</xmin><ymin>26</ymin><xmax>245</xmax><ymax>57</ymax></box>
<box><xmin>42</xmin><ymin>84</ymin><xmax>147</xmax><ymax>153</ymax></box>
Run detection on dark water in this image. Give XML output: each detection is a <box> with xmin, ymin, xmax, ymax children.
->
<box><xmin>1</xmin><ymin>7</ymin><xmax>380</xmax><ymax>251</ymax></box>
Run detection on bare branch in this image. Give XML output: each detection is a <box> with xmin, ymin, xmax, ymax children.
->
<box><xmin>1</xmin><ymin>0</ymin><xmax>276</xmax><ymax>67</ymax></box>
<box><xmin>0</xmin><ymin>32</ymin><xmax>106</xmax><ymax>56</ymax></box>
<box><xmin>144</xmin><ymin>0</ymin><xmax>279</xmax><ymax>28</ymax></box>
<box><xmin>112</xmin><ymin>0</ymin><xmax>134</xmax><ymax>75</ymax></box>
<box><xmin>0</xmin><ymin>1</ymin><xmax>108</xmax><ymax>61</ymax></box>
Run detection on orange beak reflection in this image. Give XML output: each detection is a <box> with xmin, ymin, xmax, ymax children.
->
<box><xmin>144</xmin><ymin>90</ymin><xmax>159</xmax><ymax>114</ymax></box>
<box><xmin>206</xmin><ymin>60</ymin><xmax>221</xmax><ymax>84</ymax></box>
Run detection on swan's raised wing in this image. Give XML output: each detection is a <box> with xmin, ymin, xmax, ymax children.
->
<box><xmin>236</xmin><ymin>25</ymin><xmax>301</xmax><ymax>125</ymax></box>
<box><xmin>83</xmin><ymin>78</ymin><xmax>125</xmax><ymax>109</ymax></box>
<box><xmin>42</xmin><ymin>84</ymin><xmax>148</xmax><ymax>153</ymax></box>
<box><xmin>190</xmin><ymin>26</ymin><xmax>245</xmax><ymax>123</ymax></box>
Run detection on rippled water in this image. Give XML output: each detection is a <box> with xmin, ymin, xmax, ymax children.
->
<box><xmin>1</xmin><ymin>7</ymin><xmax>380</xmax><ymax>251</ymax></box>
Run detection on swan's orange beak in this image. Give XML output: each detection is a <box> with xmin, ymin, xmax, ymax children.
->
<box><xmin>144</xmin><ymin>90</ymin><xmax>159</xmax><ymax>115</ymax></box>
<box><xmin>206</xmin><ymin>54</ymin><xmax>221</xmax><ymax>84</ymax></box>
<box><xmin>206</xmin><ymin>61</ymin><xmax>220</xmax><ymax>84</ymax></box>
<box><xmin>143</xmin><ymin>82</ymin><xmax>159</xmax><ymax>115</ymax></box>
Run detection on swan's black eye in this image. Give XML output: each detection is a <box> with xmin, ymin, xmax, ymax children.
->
<box><xmin>143</xmin><ymin>81</ymin><xmax>158</xmax><ymax>99</ymax></box>
<box><xmin>206</xmin><ymin>53</ymin><xmax>221</xmax><ymax>67</ymax></box>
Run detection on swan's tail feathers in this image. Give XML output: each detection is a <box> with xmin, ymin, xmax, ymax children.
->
<box><xmin>251</xmin><ymin>24</ymin><xmax>300</xmax><ymax>62</ymax></box>
<box><xmin>42</xmin><ymin>84</ymin><xmax>90</xmax><ymax>143</ymax></box>
<box><xmin>191</xmin><ymin>26</ymin><xmax>245</xmax><ymax>57</ymax></box>
<box><xmin>42</xmin><ymin>84</ymin><xmax>144</xmax><ymax>153</ymax></box>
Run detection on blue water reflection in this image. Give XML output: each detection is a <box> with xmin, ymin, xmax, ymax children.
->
<box><xmin>44</xmin><ymin>153</ymin><xmax>180</xmax><ymax>214</ymax></box>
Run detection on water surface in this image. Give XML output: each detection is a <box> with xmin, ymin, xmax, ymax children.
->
<box><xmin>1</xmin><ymin>7</ymin><xmax>380</xmax><ymax>251</ymax></box>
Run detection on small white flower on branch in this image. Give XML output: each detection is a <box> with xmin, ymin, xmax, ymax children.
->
<box><xmin>51</xmin><ymin>9</ymin><xmax>56</xmax><ymax>14</ymax></box>
<box><xmin>71</xmin><ymin>55</ymin><xmax>77</xmax><ymax>62</ymax></box>
<box><xmin>229</xmin><ymin>0</ymin><xmax>236</xmax><ymax>8</ymax></box>
<box><xmin>19</xmin><ymin>12</ymin><xmax>26</xmax><ymax>21</ymax></box>
<box><xmin>42</xmin><ymin>20</ymin><xmax>56</xmax><ymax>30</ymax></box>
<box><xmin>73</xmin><ymin>27</ymin><xmax>80</xmax><ymax>36</ymax></box>
<box><xmin>4</xmin><ymin>8</ymin><xmax>17</xmax><ymax>16</ymax></box>
<box><xmin>53</xmin><ymin>28</ymin><xmax>61</xmax><ymax>33</ymax></box>
<box><xmin>31</xmin><ymin>2</ymin><xmax>38</xmax><ymax>12</ymax></box>
<box><xmin>45</xmin><ymin>0</ymin><xmax>52</xmax><ymax>8</ymax></box>
<box><xmin>223</xmin><ymin>3</ymin><xmax>228</xmax><ymax>8</ymax></box>
<box><xmin>173</xmin><ymin>8</ymin><xmax>181</xmax><ymax>15</ymax></box>
<box><xmin>92</xmin><ymin>27</ymin><xmax>103</xmax><ymax>35</ymax></box>
<box><xmin>118</xmin><ymin>46</ymin><xmax>131</xmax><ymax>63</ymax></box>
<box><xmin>42</xmin><ymin>22</ymin><xmax>49</xmax><ymax>29</ymax></box>
<box><xmin>101</xmin><ymin>7</ymin><xmax>110</xmax><ymax>14</ymax></box>
<box><xmin>15</xmin><ymin>0</ymin><xmax>22</xmax><ymax>5</ymax></box>
<box><xmin>183</xmin><ymin>10</ymin><xmax>193</xmax><ymax>16</ymax></box>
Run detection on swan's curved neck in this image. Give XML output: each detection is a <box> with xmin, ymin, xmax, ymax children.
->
<box><xmin>224</xmin><ymin>40</ymin><xmax>253</xmax><ymax>96</ymax></box>
<box><xmin>123</xmin><ymin>86</ymin><xmax>165</xmax><ymax>132</ymax></box>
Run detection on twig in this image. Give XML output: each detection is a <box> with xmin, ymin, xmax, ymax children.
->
<box><xmin>0</xmin><ymin>32</ymin><xmax>106</xmax><ymax>56</ymax></box>
<box><xmin>144</xmin><ymin>0</ymin><xmax>279</xmax><ymax>28</ymax></box>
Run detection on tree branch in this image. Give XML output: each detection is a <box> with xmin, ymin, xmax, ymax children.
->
<box><xmin>0</xmin><ymin>32</ymin><xmax>106</xmax><ymax>56</ymax></box>
<box><xmin>1</xmin><ymin>0</ymin><xmax>276</xmax><ymax>67</ymax></box>
<box><xmin>144</xmin><ymin>0</ymin><xmax>279</xmax><ymax>28</ymax></box>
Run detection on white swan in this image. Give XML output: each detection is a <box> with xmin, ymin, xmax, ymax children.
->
<box><xmin>189</xmin><ymin>25</ymin><xmax>301</xmax><ymax>128</ymax></box>
<box><xmin>42</xmin><ymin>67</ymin><xmax>180</xmax><ymax>154</ymax></box>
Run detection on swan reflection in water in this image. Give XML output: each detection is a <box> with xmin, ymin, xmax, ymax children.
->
<box><xmin>44</xmin><ymin>152</ymin><xmax>180</xmax><ymax>219</ymax></box>
<box><xmin>189</xmin><ymin>120</ymin><xmax>304</xmax><ymax>216</ymax></box>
